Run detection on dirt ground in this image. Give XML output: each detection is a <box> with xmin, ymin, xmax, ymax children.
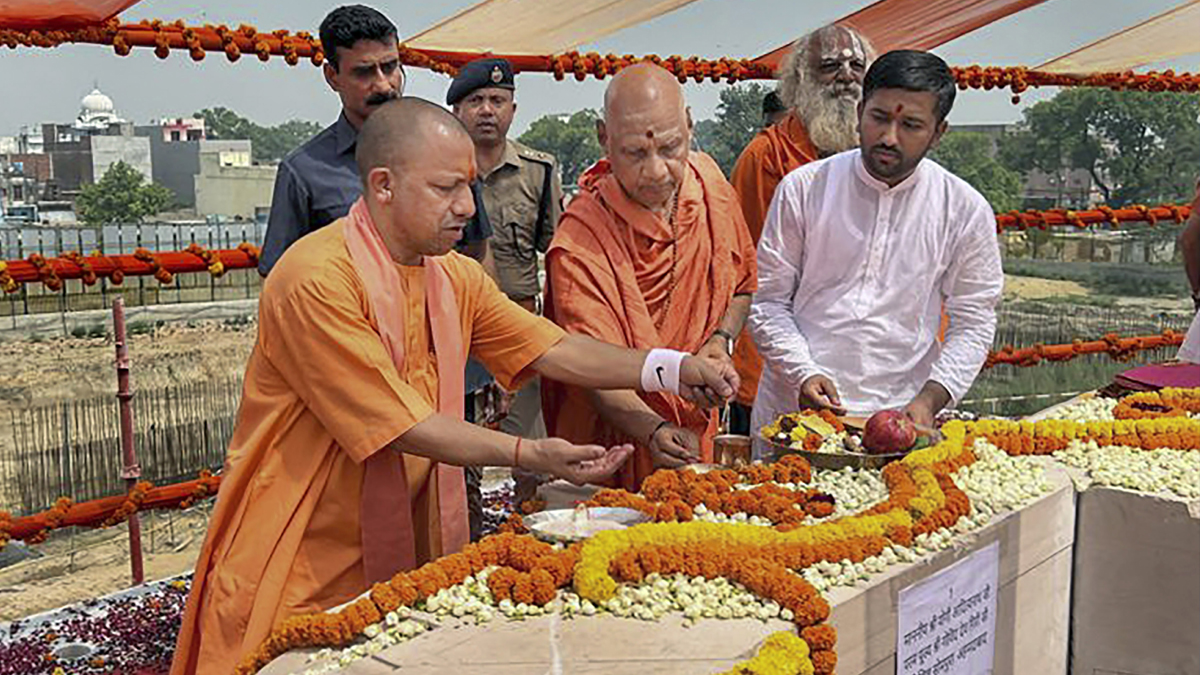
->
<box><xmin>0</xmin><ymin>322</ymin><xmax>255</xmax><ymax>622</ymax></box>
<box><xmin>1003</xmin><ymin>275</ymin><xmax>1089</xmax><ymax>301</ymax></box>
<box><xmin>0</xmin><ymin>320</ymin><xmax>257</xmax><ymax>411</ymax></box>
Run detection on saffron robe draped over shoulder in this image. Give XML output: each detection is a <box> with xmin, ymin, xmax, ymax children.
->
<box><xmin>543</xmin><ymin>152</ymin><xmax>756</xmax><ymax>491</ymax></box>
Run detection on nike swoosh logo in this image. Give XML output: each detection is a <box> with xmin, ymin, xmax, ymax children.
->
<box><xmin>656</xmin><ymin>366</ymin><xmax>666</xmax><ymax>388</ymax></box>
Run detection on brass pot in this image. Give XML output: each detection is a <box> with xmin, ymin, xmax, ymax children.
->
<box><xmin>713</xmin><ymin>434</ymin><xmax>752</xmax><ymax>467</ymax></box>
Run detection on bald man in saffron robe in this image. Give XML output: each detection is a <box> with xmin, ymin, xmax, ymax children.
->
<box><xmin>171</xmin><ymin>98</ymin><xmax>737</xmax><ymax>675</ymax></box>
<box><xmin>544</xmin><ymin>64</ymin><xmax>757</xmax><ymax>491</ymax></box>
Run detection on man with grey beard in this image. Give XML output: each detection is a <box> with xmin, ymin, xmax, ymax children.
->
<box><xmin>727</xmin><ymin>24</ymin><xmax>873</xmax><ymax>434</ymax></box>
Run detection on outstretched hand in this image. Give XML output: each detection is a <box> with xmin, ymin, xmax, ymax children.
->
<box><xmin>522</xmin><ymin>438</ymin><xmax>634</xmax><ymax>486</ymax></box>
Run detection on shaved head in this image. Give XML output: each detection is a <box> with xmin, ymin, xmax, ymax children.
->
<box><xmin>603</xmin><ymin>63</ymin><xmax>687</xmax><ymax>125</ymax></box>
<box><xmin>598</xmin><ymin>63</ymin><xmax>692</xmax><ymax>214</ymax></box>
<box><xmin>356</xmin><ymin>97</ymin><xmax>478</xmax><ymax>265</ymax></box>
<box><xmin>356</xmin><ymin>97</ymin><xmax>472</xmax><ymax>184</ymax></box>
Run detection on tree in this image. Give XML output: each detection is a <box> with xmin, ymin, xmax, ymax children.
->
<box><xmin>76</xmin><ymin>161</ymin><xmax>174</xmax><ymax>225</ymax></box>
<box><xmin>195</xmin><ymin>107</ymin><xmax>322</xmax><ymax>163</ymax></box>
<box><xmin>929</xmin><ymin>132</ymin><xmax>1022</xmax><ymax>212</ymax></box>
<box><xmin>518</xmin><ymin>110</ymin><xmax>603</xmax><ymax>187</ymax></box>
<box><xmin>1000</xmin><ymin>89</ymin><xmax>1200</xmax><ymax>206</ymax></box>
<box><xmin>693</xmin><ymin>82</ymin><xmax>772</xmax><ymax>176</ymax></box>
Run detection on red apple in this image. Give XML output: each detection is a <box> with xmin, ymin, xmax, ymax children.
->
<box><xmin>862</xmin><ymin>409</ymin><xmax>918</xmax><ymax>455</ymax></box>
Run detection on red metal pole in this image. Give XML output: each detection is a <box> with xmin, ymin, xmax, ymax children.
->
<box><xmin>113</xmin><ymin>297</ymin><xmax>144</xmax><ymax>586</ymax></box>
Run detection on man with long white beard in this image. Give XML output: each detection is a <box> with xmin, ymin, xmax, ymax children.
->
<box><xmin>728</xmin><ymin>24</ymin><xmax>874</xmax><ymax>432</ymax></box>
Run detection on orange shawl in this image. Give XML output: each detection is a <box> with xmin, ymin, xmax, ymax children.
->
<box><xmin>344</xmin><ymin>198</ymin><xmax>469</xmax><ymax>582</ymax></box>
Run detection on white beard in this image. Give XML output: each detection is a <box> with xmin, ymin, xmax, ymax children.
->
<box><xmin>796</xmin><ymin>86</ymin><xmax>861</xmax><ymax>156</ymax></box>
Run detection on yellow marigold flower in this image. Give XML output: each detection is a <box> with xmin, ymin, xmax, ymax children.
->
<box><xmin>716</xmin><ymin>631</ymin><xmax>814</xmax><ymax>675</ymax></box>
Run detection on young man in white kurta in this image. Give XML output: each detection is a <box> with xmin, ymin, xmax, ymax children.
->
<box><xmin>748</xmin><ymin>50</ymin><xmax>1003</xmax><ymax>454</ymax></box>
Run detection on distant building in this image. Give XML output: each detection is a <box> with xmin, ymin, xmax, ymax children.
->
<box><xmin>0</xmin><ymin>154</ymin><xmax>49</xmax><ymax>210</ymax></box>
<box><xmin>157</xmin><ymin>117</ymin><xmax>207</xmax><ymax>143</ymax></box>
<box><xmin>951</xmin><ymin>123</ymin><xmax>1102</xmax><ymax>209</ymax></box>
<box><xmin>4</xmin><ymin>125</ymin><xmax>45</xmax><ymax>155</ymax></box>
<box><xmin>37</xmin><ymin>88</ymin><xmax>152</xmax><ymax>202</ymax></box>
<box><xmin>136</xmin><ymin>122</ymin><xmax>249</xmax><ymax>210</ymax></box>
<box><xmin>135</xmin><ymin>118</ymin><xmax>273</xmax><ymax>217</ymax></box>
<box><xmin>194</xmin><ymin>146</ymin><xmax>275</xmax><ymax>220</ymax></box>
<box><xmin>3</xmin><ymin>92</ymin><xmax>280</xmax><ymax>223</ymax></box>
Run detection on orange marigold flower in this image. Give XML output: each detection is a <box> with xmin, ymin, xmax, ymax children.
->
<box><xmin>801</xmin><ymin>624</ymin><xmax>838</xmax><ymax>651</ymax></box>
<box><xmin>531</xmin><ymin>569</ymin><xmax>557</xmax><ymax>605</ymax></box>
<box><xmin>370</xmin><ymin>582</ymin><xmax>401</xmax><ymax>613</ymax></box>
<box><xmin>512</xmin><ymin>574</ymin><xmax>535</xmax><ymax>605</ymax></box>
<box><xmin>811</xmin><ymin>648</ymin><xmax>838</xmax><ymax>675</ymax></box>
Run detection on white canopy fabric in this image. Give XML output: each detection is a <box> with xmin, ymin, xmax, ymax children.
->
<box><xmin>1038</xmin><ymin>0</ymin><xmax>1200</xmax><ymax>73</ymax></box>
<box><xmin>403</xmin><ymin>0</ymin><xmax>702</xmax><ymax>55</ymax></box>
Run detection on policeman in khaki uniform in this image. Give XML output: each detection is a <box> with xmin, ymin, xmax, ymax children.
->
<box><xmin>449</xmin><ymin>58</ymin><xmax>564</xmax><ymax>506</ymax></box>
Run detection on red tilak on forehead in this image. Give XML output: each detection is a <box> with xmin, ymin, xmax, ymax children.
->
<box><xmin>894</xmin><ymin>104</ymin><xmax>904</xmax><ymax>115</ymax></box>
<box><xmin>646</xmin><ymin>130</ymin><xmax>655</xmax><ymax>139</ymax></box>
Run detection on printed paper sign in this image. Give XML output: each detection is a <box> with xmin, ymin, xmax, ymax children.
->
<box><xmin>897</xmin><ymin>541</ymin><xmax>999</xmax><ymax>675</ymax></box>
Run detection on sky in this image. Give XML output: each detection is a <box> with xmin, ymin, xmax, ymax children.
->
<box><xmin>0</xmin><ymin>0</ymin><xmax>1195</xmax><ymax>139</ymax></box>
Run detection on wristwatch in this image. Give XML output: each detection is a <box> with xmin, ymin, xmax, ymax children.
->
<box><xmin>712</xmin><ymin>329</ymin><xmax>735</xmax><ymax>355</ymax></box>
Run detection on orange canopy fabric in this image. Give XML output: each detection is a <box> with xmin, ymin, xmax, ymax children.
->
<box><xmin>1038</xmin><ymin>0</ymin><xmax>1200</xmax><ymax>74</ymax></box>
<box><xmin>753</xmin><ymin>0</ymin><xmax>1048</xmax><ymax>71</ymax></box>
<box><xmin>0</xmin><ymin>0</ymin><xmax>140</xmax><ymax>29</ymax></box>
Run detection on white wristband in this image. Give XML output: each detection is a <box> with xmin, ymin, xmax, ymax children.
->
<box><xmin>640</xmin><ymin>348</ymin><xmax>687</xmax><ymax>395</ymax></box>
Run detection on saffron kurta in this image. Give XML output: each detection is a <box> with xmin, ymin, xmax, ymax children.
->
<box><xmin>171</xmin><ymin>222</ymin><xmax>565</xmax><ymax>675</ymax></box>
<box><xmin>543</xmin><ymin>152</ymin><xmax>756</xmax><ymax>491</ymax></box>
<box><xmin>729</xmin><ymin>113</ymin><xmax>820</xmax><ymax>405</ymax></box>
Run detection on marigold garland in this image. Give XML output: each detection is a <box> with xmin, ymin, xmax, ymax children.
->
<box><xmin>967</xmin><ymin>416</ymin><xmax>1200</xmax><ymax>454</ymax></box>
<box><xmin>0</xmin><ymin>470</ymin><xmax>223</xmax><ymax>549</ymax></box>
<box><xmin>994</xmin><ymin>203</ymin><xmax>1191</xmax><ymax>233</ymax></box>
<box><xmin>100</xmin><ymin>481</ymin><xmax>153</xmax><ymax>528</ymax></box>
<box><xmin>0</xmin><ymin>245</ymin><xmax>259</xmax><ymax>290</ymax></box>
<box><xmin>60</xmin><ymin>251</ymin><xmax>98</xmax><ymax>285</ymax></box>
<box><xmin>5</xmin><ymin>19</ymin><xmax>1200</xmax><ymax>98</ymax></box>
<box><xmin>27</xmin><ymin>497</ymin><xmax>73</xmax><ymax>544</ymax></box>
<box><xmin>184</xmin><ymin>242</ymin><xmax>225</xmax><ymax>277</ymax></box>
<box><xmin>985</xmin><ymin>330</ymin><xmax>1184</xmax><ymax>368</ymax></box>
<box><xmin>588</xmin><ymin>455</ymin><xmax>831</xmax><ymax>526</ymax></box>
<box><xmin>179</xmin><ymin>470</ymin><xmax>220</xmax><ymax>509</ymax></box>
<box><xmin>237</xmin><ymin>241</ymin><xmax>260</xmax><ymax>266</ymax></box>
<box><xmin>1113</xmin><ymin>388</ymin><xmax>1200</xmax><ymax>420</ymax></box>
<box><xmin>202</xmin><ymin>392</ymin><xmax>1200</xmax><ymax>672</ymax></box>
<box><xmin>235</xmin><ymin>424</ymin><xmax>985</xmax><ymax>675</ymax></box>
<box><xmin>951</xmin><ymin>65</ymin><xmax>1200</xmax><ymax>102</ymax></box>
<box><xmin>0</xmin><ymin>511</ymin><xmax>12</xmax><ymax>548</ymax></box>
<box><xmin>27</xmin><ymin>253</ymin><xmax>63</xmax><ymax>292</ymax></box>
<box><xmin>0</xmin><ymin>261</ymin><xmax>17</xmax><ymax>293</ymax></box>
<box><xmin>133</xmin><ymin>248</ymin><xmax>174</xmax><ymax>285</ymax></box>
